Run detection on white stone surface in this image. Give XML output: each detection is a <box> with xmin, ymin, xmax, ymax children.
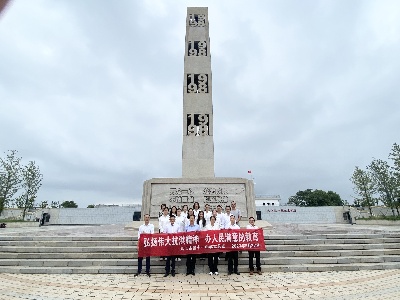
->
<box><xmin>258</xmin><ymin>206</ymin><xmax>348</xmax><ymax>224</ymax></box>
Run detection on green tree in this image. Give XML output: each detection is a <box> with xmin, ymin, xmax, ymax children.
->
<box><xmin>39</xmin><ymin>200</ymin><xmax>48</xmax><ymax>208</ymax></box>
<box><xmin>15</xmin><ymin>161</ymin><xmax>43</xmax><ymax>219</ymax></box>
<box><xmin>87</xmin><ymin>204</ymin><xmax>95</xmax><ymax>208</ymax></box>
<box><xmin>389</xmin><ymin>143</ymin><xmax>400</xmax><ymax>206</ymax></box>
<box><xmin>350</xmin><ymin>166</ymin><xmax>377</xmax><ymax>216</ymax></box>
<box><xmin>288</xmin><ymin>189</ymin><xmax>343</xmax><ymax>206</ymax></box>
<box><xmin>50</xmin><ymin>201</ymin><xmax>60</xmax><ymax>208</ymax></box>
<box><xmin>0</xmin><ymin>150</ymin><xmax>22</xmax><ymax>215</ymax></box>
<box><xmin>367</xmin><ymin>158</ymin><xmax>398</xmax><ymax>216</ymax></box>
<box><xmin>61</xmin><ymin>201</ymin><xmax>78</xmax><ymax>208</ymax></box>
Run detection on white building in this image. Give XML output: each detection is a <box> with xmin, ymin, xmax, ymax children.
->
<box><xmin>255</xmin><ymin>195</ymin><xmax>281</xmax><ymax>207</ymax></box>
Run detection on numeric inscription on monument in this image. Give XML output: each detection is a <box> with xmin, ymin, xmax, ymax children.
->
<box><xmin>188</xmin><ymin>41</ymin><xmax>207</xmax><ymax>56</ymax></box>
<box><xmin>187</xmin><ymin>74</ymin><xmax>208</xmax><ymax>93</ymax></box>
<box><xmin>170</xmin><ymin>188</ymin><xmax>194</xmax><ymax>203</ymax></box>
<box><xmin>187</xmin><ymin>114</ymin><xmax>209</xmax><ymax>136</ymax></box>
<box><xmin>188</xmin><ymin>14</ymin><xmax>206</xmax><ymax>27</ymax></box>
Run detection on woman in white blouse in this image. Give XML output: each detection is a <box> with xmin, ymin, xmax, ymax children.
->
<box><xmin>204</xmin><ymin>215</ymin><xmax>220</xmax><ymax>275</ymax></box>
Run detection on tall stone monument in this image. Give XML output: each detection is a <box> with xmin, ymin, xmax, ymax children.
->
<box><xmin>142</xmin><ymin>7</ymin><xmax>255</xmax><ymax>220</ymax></box>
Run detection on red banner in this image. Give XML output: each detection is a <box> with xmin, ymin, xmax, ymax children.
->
<box><xmin>138</xmin><ymin>229</ymin><xmax>266</xmax><ymax>257</ymax></box>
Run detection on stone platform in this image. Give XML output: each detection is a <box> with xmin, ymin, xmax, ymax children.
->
<box><xmin>1</xmin><ymin>270</ymin><xmax>400</xmax><ymax>300</ymax></box>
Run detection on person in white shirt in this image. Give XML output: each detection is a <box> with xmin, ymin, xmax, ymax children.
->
<box><xmin>193</xmin><ymin>201</ymin><xmax>200</xmax><ymax>220</ymax></box>
<box><xmin>158</xmin><ymin>207</ymin><xmax>170</xmax><ymax>261</ymax></box>
<box><xmin>197</xmin><ymin>211</ymin><xmax>207</xmax><ymax>231</ymax></box>
<box><xmin>204</xmin><ymin>204</ymin><xmax>212</xmax><ymax>226</ymax></box>
<box><xmin>134</xmin><ymin>214</ymin><xmax>154</xmax><ymax>277</ymax></box>
<box><xmin>170</xmin><ymin>206</ymin><xmax>177</xmax><ymax>217</ymax></box>
<box><xmin>216</xmin><ymin>205</ymin><xmax>224</xmax><ymax>225</ymax></box>
<box><xmin>175</xmin><ymin>207</ymin><xmax>186</xmax><ymax>233</ymax></box>
<box><xmin>226</xmin><ymin>215</ymin><xmax>240</xmax><ymax>275</ymax></box>
<box><xmin>158</xmin><ymin>207</ymin><xmax>170</xmax><ymax>233</ymax></box>
<box><xmin>185</xmin><ymin>208</ymin><xmax>195</xmax><ymax>227</ymax></box>
<box><xmin>205</xmin><ymin>215</ymin><xmax>220</xmax><ymax>275</ymax></box>
<box><xmin>174</xmin><ymin>207</ymin><xmax>185</xmax><ymax>262</ymax></box>
<box><xmin>221</xmin><ymin>205</ymin><xmax>231</xmax><ymax>229</ymax></box>
<box><xmin>163</xmin><ymin>215</ymin><xmax>181</xmax><ymax>277</ymax></box>
<box><xmin>230</xmin><ymin>201</ymin><xmax>241</xmax><ymax>226</ymax></box>
<box><xmin>158</xmin><ymin>204</ymin><xmax>166</xmax><ymax>218</ymax></box>
<box><xmin>212</xmin><ymin>209</ymin><xmax>221</xmax><ymax>228</ymax></box>
<box><xmin>185</xmin><ymin>215</ymin><xmax>200</xmax><ymax>275</ymax></box>
<box><xmin>181</xmin><ymin>204</ymin><xmax>188</xmax><ymax>219</ymax></box>
<box><xmin>246</xmin><ymin>217</ymin><xmax>262</xmax><ymax>275</ymax></box>
<box><xmin>196</xmin><ymin>210</ymin><xmax>207</xmax><ymax>261</ymax></box>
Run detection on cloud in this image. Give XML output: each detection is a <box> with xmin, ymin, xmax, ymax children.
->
<box><xmin>1</xmin><ymin>0</ymin><xmax>400</xmax><ymax>207</ymax></box>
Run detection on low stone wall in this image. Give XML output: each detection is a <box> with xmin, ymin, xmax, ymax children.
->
<box><xmin>355</xmin><ymin>219</ymin><xmax>400</xmax><ymax>226</ymax></box>
<box><xmin>50</xmin><ymin>207</ymin><xmax>140</xmax><ymax>225</ymax></box>
<box><xmin>1</xmin><ymin>207</ymin><xmax>141</xmax><ymax>225</ymax></box>
<box><xmin>257</xmin><ymin>206</ymin><xmax>348</xmax><ymax>224</ymax></box>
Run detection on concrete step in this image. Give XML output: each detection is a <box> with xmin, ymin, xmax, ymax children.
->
<box><xmin>1</xmin><ymin>261</ymin><xmax>400</xmax><ymax>274</ymax></box>
<box><xmin>2</xmin><ymin>254</ymin><xmax>399</xmax><ymax>268</ymax></box>
<box><xmin>0</xmin><ymin>241</ymin><xmax>134</xmax><ymax>247</ymax></box>
<box><xmin>2</xmin><ymin>248</ymin><xmax>397</xmax><ymax>259</ymax></box>
<box><xmin>0</xmin><ymin>246</ymin><xmax>133</xmax><ymax>253</ymax></box>
<box><xmin>1</xmin><ymin>233</ymin><xmax>399</xmax><ymax>274</ymax></box>
<box><xmin>0</xmin><ymin>236</ymin><xmax>134</xmax><ymax>241</ymax></box>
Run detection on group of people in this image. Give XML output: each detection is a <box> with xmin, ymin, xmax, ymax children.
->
<box><xmin>134</xmin><ymin>201</ymin><xmax>262</xmax><ymax>277</ymax></box>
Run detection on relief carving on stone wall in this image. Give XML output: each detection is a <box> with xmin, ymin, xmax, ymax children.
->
<box><xmin>169</xmin><ymin>188</ymin><xmax>194</xmax><ymax>203</ymax></box>
<box><xmin>168</xmin><ymin>186</ymin><xmax>229</xmax><ymax>209</ymax></box>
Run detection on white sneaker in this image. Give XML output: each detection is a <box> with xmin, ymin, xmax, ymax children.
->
<box><xmin>214</xmin><ymin>272</ymin><xmax>219</xmax><ymax>275</ymax></box>
<box><xmin>208</xmin><ymin>272</ymin><xmax>213</xmax><ymax>275</ymax></box>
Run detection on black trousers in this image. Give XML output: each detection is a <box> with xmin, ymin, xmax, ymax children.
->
<box><xmin>165</xmin><ymin>256</ymin><xmax>175</xmax><ymax>274</ymax></box>
<box><xmin>227</xmin><ymin>251</ymin><xmax>238</xmax><ymax>273</ymax></box>
<box><xmin>137</xmin><ymin>256</ymin><xmax>150</xmax><ymax>274</ymax></box>
<box><xmin>186</xmin><ymin>254</ymin><xmax>196</xmax><ymax>274</ymax></box>
<box><xmin>248</xmin><ymin>251</ymin><xmax>261</xmax><ymax>271</ymax></box>
<box><xmin>208</xmin><ymin>253</ymin><xmax>219</xmax><ymax>273</ymax></box>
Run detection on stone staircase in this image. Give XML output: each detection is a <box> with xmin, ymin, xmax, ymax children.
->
<box><xmin>0</xmin><ymin>233</ymin><xmax>399</xmax><ymax>274</ymax></box>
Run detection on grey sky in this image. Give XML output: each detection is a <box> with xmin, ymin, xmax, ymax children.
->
<box><xmin>1</xmin><ymin>0</ymin><xmax>399</xmax><ymax>207</ymax></box>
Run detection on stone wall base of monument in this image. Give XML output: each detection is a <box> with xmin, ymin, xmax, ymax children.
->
<box><xmin>142</xmin><ymin>177</ymin><xmax>256</xmax><ymax>220</ymax></box>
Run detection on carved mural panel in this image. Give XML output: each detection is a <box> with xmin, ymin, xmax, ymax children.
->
<box><xmin>151</xmin><ymin>183</ymin><xmax>247</xmax><ymax>215</ymax></box>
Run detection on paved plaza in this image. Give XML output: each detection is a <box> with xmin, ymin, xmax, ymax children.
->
<box><xmin>1</xmin><ymin>269</ymin><xmax>400</xmax><ymax>300</ymax></box>
<box><xmin>1</xmin><ymin>223</ymin><xmax>400</xmax><ymax>299</ymax></box>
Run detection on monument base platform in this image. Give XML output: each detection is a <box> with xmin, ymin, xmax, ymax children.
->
<box><xmin>142</xmin><ymin>177</ymin><xmax>255</xmax><ymax>220</ymax></box>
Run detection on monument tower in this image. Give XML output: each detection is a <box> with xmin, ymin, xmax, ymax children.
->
<box><xmin>182</xmin><ymin>7</ymin><xmax>214</xmax><ymax>178</ymax></box>
<box><xmin>142</xmin><ymin>7</ymin><xmax>255</xmax><ymax>220</ymax></box>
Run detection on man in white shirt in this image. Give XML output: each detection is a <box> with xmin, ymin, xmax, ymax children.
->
<box><xmin>185</xmin><ymin>215</ymin><xmax>200</xmax><ymax>275</ymax></box>
<box><xmin>221</xmin><ymin>205</ymin><xmax>232</xmax><ymax>229</ymax></box>
<box><xmin>134</xmin><ymin>214</ymin><xmax>154</xmax><ymax>277</ymax></box>
<box><xmin>158</xmin><ymin>207</ymin><xmax>170</xmax><ymax>233</ymax></box>
<box><xmin>205</xmin><ymin>215</ymin><xmax>220</xmax><ymax>275</ymax></box>
<box><xmin>163</xmin><ymin>215</ymin><xmax>181</xmax><ymax>277</ymax></box>
<box><xmin>226</xmin><ymin>215</ymin><xmax>240</xmax><ymax>275</ymax></box>
<box><xmin>246</xmin><ymin>217</ymin><xmax>262</xmax><ymax>275</ymax></box>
